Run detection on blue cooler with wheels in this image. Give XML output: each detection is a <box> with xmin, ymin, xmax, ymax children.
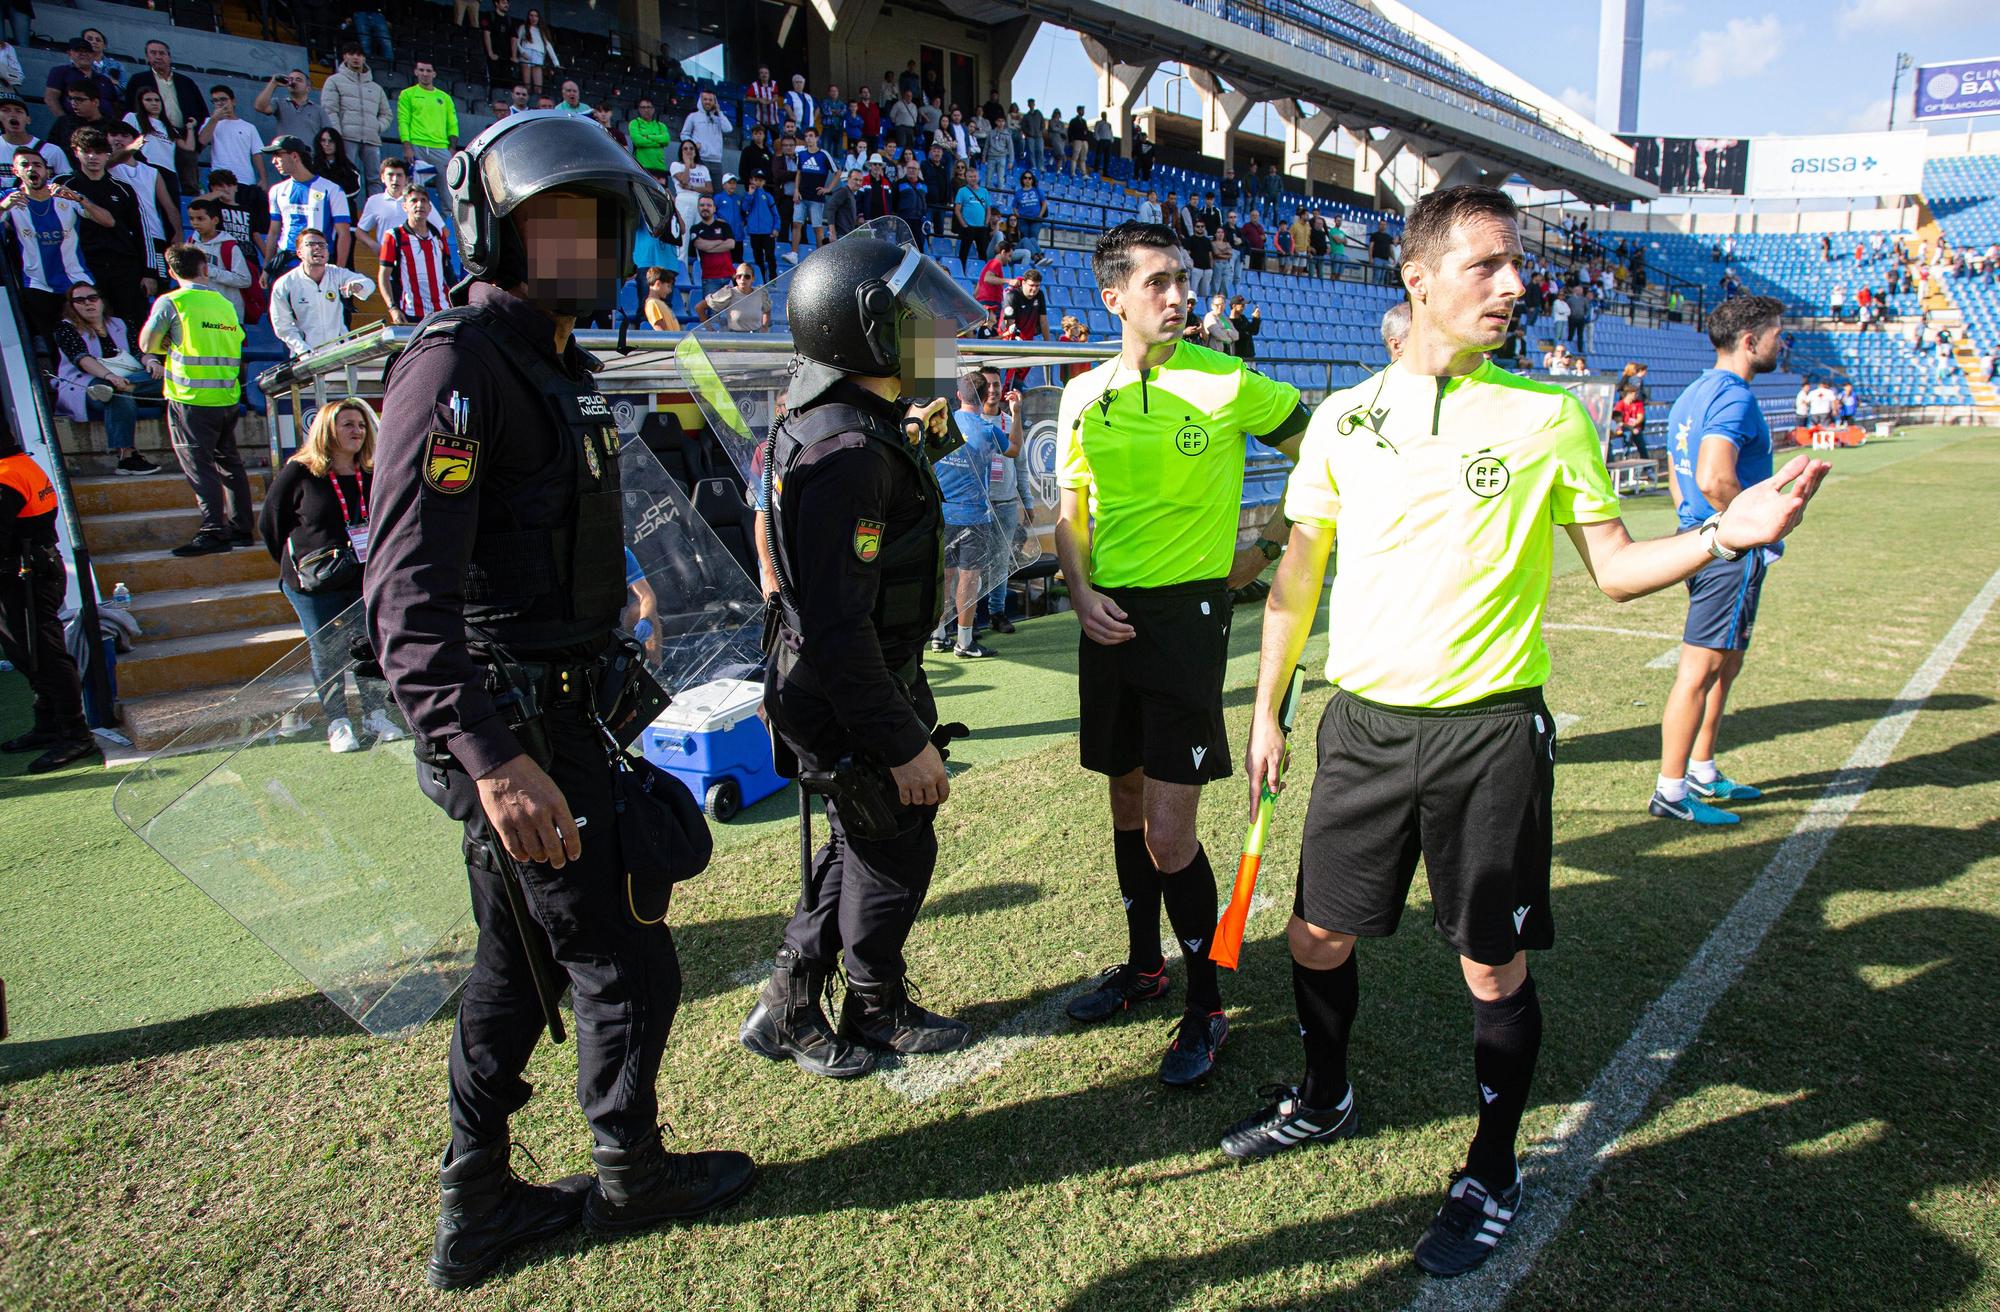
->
<box><xmin>640</xmin><ymin>678</ymin><xmax>786</xmax><ymax>821</ymax></box>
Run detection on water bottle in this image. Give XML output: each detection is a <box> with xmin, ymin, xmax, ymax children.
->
<box><xmin>112</xmin><ymin>582</ymin><xmax>131</xmax><ymax>606</ymax></box>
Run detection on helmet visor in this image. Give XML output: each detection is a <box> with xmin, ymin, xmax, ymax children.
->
<box><xmin>885</xmin><ymin>244</ymin><xmax>988</xmax><ymax>337</ymax></box>
<box><xmin>477</xmin><ymin>111</ymin><xmax>676</xmax><ymax>236</ymax></box>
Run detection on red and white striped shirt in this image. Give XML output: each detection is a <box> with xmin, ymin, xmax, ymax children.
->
<box><xmin>380</xmin><ymin>226</ymin><xmax>456</xmax><ymax>322</ymax></box>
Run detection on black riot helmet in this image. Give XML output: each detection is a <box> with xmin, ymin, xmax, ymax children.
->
<box><xmin>445</xmin><ymin>110</ymin><xmax>673</xmax><ymax>299</ymax></box>
<box><xmin>783</xmin><ymin>217</ymin><xmax>988</xmax><ymax>409</ymax></box>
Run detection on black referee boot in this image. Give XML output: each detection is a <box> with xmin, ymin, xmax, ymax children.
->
<box><xmin>839</xmin><ymin>977</ymin><xmax>971</xmax><ymax>1054</ymax></box>
<box><xmin>740</xmin><ymin>946</ymin><xmax>876</xmax><ymax>1078</ymax></box>
<box><xmin>426</xmin><ymin>1141</ymin><xmax>590</xmax><ymax>1290</ymax></box>
<box><xmin>584</xmin><ymin>1129</ymin><xmax>756</xmax><ymax>1234</ymax></box>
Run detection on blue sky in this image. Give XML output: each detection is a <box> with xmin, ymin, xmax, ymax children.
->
<box><xmin>1013</xmin><ymin>0</ymin><xmax>2000</xmax><ymax>142</ymax></box>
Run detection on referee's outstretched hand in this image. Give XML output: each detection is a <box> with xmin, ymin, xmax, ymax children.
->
<box><xmin>1076</xmin><ymin>587</ymin><xmax>1136</xmax><ymax>645</ymax></box>
<box><xmin>1716</xmin><ymin>453</ymin><xmax>1832</xmax><ymax>554</ymax></box>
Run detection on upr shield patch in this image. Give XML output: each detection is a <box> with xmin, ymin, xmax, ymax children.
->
<box><xmin>853</xmin><ymin>518</ymin><xmax>884</xmax><ymax>562</ymax></box>
<box><xmin>423</xmin><ymin>432</ymin><xmax>479</xmax><ymax>494</ymax></box>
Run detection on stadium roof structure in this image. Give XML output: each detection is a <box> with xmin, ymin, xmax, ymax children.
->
<box><xmin>967</xmin><ymin>0</ymin><xmax>1655</xmax><ymax>204</ymax></box>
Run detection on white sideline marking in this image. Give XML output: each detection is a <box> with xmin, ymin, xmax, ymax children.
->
<box><xmin>879</xmin><ymin>891</ymin><xmax>1278</xmax><ymax>1104</ymax></box>
<box><xmin>1552</xmin><ymin>713</ymin><xmax>1582</xmax><ymax>733</ymax></box>
<box><xmin>1543</xmin><ymin>623</ymin><xmax>1683</xmax><ymax>642</ymax></box>
<box><xmin>1402</xmin><ymin>562</ymin><xmax>2000</xmax><ymax>1312</ymax></box>
<box><xmin>1646</xmin><ymin>646</ymin><xmax>1682</xmax><ymax>669</ymax></box>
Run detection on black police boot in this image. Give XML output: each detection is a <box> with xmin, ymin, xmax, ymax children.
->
<box><xmin>425</xmin><ymin>1141</ymin><xmax>590</xmax><ymax>1291</ymax></box>
<box><xmin>739</xmin><ymin>946</ymin><xmax>876</xmax><ymax>1079</ymax></box>
<box><xmin>583</xmin><ymin>1129</ymin><xmax>755</xmax><ymax>1235</ymax></box>
<box><xmin>1</xmin><ymin>726</ymin><xmax>59</xmax><ymax>753</ymax></box>
<box><xmin>27</xmin><ymin>736</ymin><xmax>97</xmax><ymax>774</ymax></box>
<box><xmin>839</xmin><ymin>977</ymin><xmax>972</xmax><ymax>1055</ymax></box>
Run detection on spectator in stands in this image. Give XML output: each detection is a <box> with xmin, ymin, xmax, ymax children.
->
<box><xmin>790</xmin><ymin>126</ymin><xmax>835</xmax><ymax>260</ymax></box>
<box><xmin>312</xmin><ymin>128</ymin><xmax>364</xmax><ymax>220</ymax></box>
<box><xmin>513</xmin><ymin>9</ymin><xmax>555</xmax><ymax>98</ymax></box>
<box><xmin>855</xmin><ymin>86</ymin><xmax>881</xmax><ymax>149</ymax></box>
<box><xmin>397</xmin><ymin>62</ymin><xmax>457</xmax><ymax>194</ymax></box>
<box><xmin>1135</xmin><ymin>188</ymin><xmax>1160</xmax><ymax>227</ymax></box>
<box><xmin>1562</xmin><ymin>281</ymin><xmax>1590</xmax><ymax>351</ymax></box>
<box><xmin>746</xmin><ymin>66</ymin><xmax>780</xmax><ymax>133</ymax></box>
<box><xmin>1</xmin><ymin>150</ymin><xmax>109</xmax><ymax>336</ymax></box>
<box><xmin>0</xmin><ymin>97</ymin><xmax>60</xmax><ymax>189</ymax></box>
<box><xmin>122</xmin><ymin>86</ymin><xmax>191</xmax><ymax>205</ymax></box>
<box><xmin>854</xmin><ymin>156</ymin><xmax>894</xmax><ymax>222</ymax></box>
<box><xmin>972</xmin><ymin>237</ymin><xmax>1015</xmax><ymax>320</ymax></box>
<box><xmin>184</xmin><ymin>198</ymin><xmax>252</xmax><ymax>320</ymax></box>
<box><xmin>1287</xmin><ymin>210</ymin><xmax>1311</xmax><ymax>277</ymax></box>
<box><xmin>196</xmin><ymin>88</ymin><xmax>266</xmax><ymax>192</ymax></box>
<box><xmin>44</xmin><ymin>40</ymin><xmax>116</xmax><ymax>130</ymax></box>
<box><xmin>954</xmin><ymin>168</ymin><xmax>995</xmax><ymax>272</ymax></box>
<box><xmin>48</xmin><ymin>84</ymin><xmax>111</xmax><ymax>171</ymax></box>
<box><xmin>688</xmin><ymin>194</ymin><xmax>737</xmax><ymax>308</ymax></box>
<box><xmin>1195</xmin><ymin>193</ymin><xmax>1222</xmax><ymax>245</ymax></box>
<box><xmin>638</xmin><ymin>266</ymin><xmax>679</xmax><ymax>331</ymax></box>
<box><xmin>1541</xmin><ymin>341</ymin><xmax>1572</xmax><ymax>374</ymax></box>
<box><xmin>377</xmin><ymin>191</ymin><xmax>455</xmax><ymax>326</ymax></box>
<box><xmin>887</xmin><ymin>89</ymin><xmax>918</xmax><ymax>152</ymax></box>
<box><xmin>1018</xmin><ymin>100</ymin><xmax>1046</xmax><ymax>173</ymax></box>
<box><xmin>261</xmin><ymin>398</ymin><xmax>401</xmax><ymax>753</ymax></box>
<box><xmin>682</xmin><ymin>89</ymin><xmax>730</xmax><ymax>171</ymax></box>
<box><xmin>710</xmin><ymin>172</ymin><xmax>745</xmax><ymax>262</ymax></box>
<box><xmin>1380</xmin><ymin>300</ymin><xmax>1410</xmax><ymax>362</ymax></box>
<box><xmin>998</xmin><ymin>264</ymin><xmax>1046</xmax><ymax>391</ymax></box>
<box><xmin>1613</xmin><ymin>384</ymin><xmax>1648</xmax><ymax>460</ymax></box>
<box><xmin>554</xmin><ymin>80</ymin><xmax>589</xmax><ymax>117</ymax></box>
<box><xmin>932</xmin><ymin>372</ymin><xmax>1015</xmax><ymax>658</ymax></box>
<box><xmin>1368</xmin><ymin>221</ymin><xmax>1395</xmax><ymax>284</ymax></box>
<box><xmin>1838</xmin><ymin>383</ymin><xmax>1857</xmax><ymax>423</ymax></box>
<box><xmin>1793</xmin><ymin>380</ymin><xmax>1810</xmax><ymax>428</ymax></box>
<box><xmin>943</xmin><ymin>106</ymin><xmax>974</xmax><ymax>170</ymax></box>
<box><xmin>984</xmin><ymin>107</ymin><xmax>1014</xmax><ymax>186</ymax></box>
<box><xmin>254</xmin><ymin>71</ymin><xmax>329</xmax><ymax>150</ymax></box>
<box><xmin>54</xmin><ymin>130</ymin><xmax>149</xmax><ymax>327</ymax></box>
<box><xmin>77</xmin><ymin>28</ymin><xmax>120</xmax><ymax>89</ymax></box>
<box><xmin>1186</xmin><ymin>221</ymin><xmax>1214</xmax><ymax>304</ymax></box>
<box><xmin>696</xmin><ymin>263</ymin><xmax>770</xmax><ymax>332</ymax></box>
<box><xmin>1309</xmin><ymin>214</ymin><xmax>1332</xmax><ymax>280</ymax></box>
<box><xmin>1200</xmin><ymin>294</ymin><xmax>1237</xmax><ymax>353</ymax></box>
<box><xmin>668</xmin><ymin>136</ymin><xmax>712</xmax><ymax>281</ymax></box>
<box><xmin>53</xmin><ymin>282</ymin><xmax>162</xmax><ymax>475</ymax></box>
<box><xmin>320</xmin><ymin>47</ymin><xmax>390</xmax><ymax>196</ymax></box>
<box><xmin>893</xmin><ymin>154</ymin><xmax>928</xmax><ymax>237</ymax></box>
<box><xmin>481</xmin><ymin>0</ymin><xmax>516</xmax><ymax>92</ymax></box>
<box><xmin>1240</xmin><ymin>211</ymin><xmax>1265</xmax><ymax>274</ymax></box>
<box><xmin>1065</xmin><ymin>106</ymin><xmax>1089</xmax><ymax>176</ymax></box>
<box><xmin>141</xmin><ymin>243</ymin><xmax>252</xmax><ymax>557</ymax></box>
<box><xmin>1089</xmin><ymin>111</ymin><xmax>1116</xmax><ymax>175</ymax></box>
<box><xmin>270</xmin><ymin>228</ymin><xmax>375</xmax><ymax>358</ymax></box>
<box><xmin>919</xmin><ymin>142</ymin><xmax>951</xmax><ymax>240</ymax></box>
<box><xmin>1228</xmin><ymin>296</ymin><xmax>1258</xmax><ymax>361</ymax></box>
<box><xmin>825</xmin><ymin>167</ymin><xmax>859</xmax><ymax>239</ymax></box>
<box><xmin>103</xmin><ymin>119</ymin><xmax>178</xmax><ymax>280</ymax></box>
<box><xmin>123</xmin><ymin>40</ymin><xmax>203</xmax><ymax>195</ymax></box>
<box><xmin>917</xmin><ymin>96</ymin><xmax>943</xmax><ymax>151</ymax></box>
<box><xmin>357</xmin><ymin>157</ymin><xmax>442</xmax><ymax>248</ymax></box>
<box><xmin>589</xmin><ymin>103</ymin><xmax>624</xmax><ymax>148</ymax></box>
<box><xmin>628</xmin><ymin>97</ymin><xmax>672</xmax><ymax>181</ymax></box>
<box><xmin>740</xmin><ymin>171</ymin><xmax>781</xmax><ymax>284</ymax></box>
<box><xmin>1828</xmin><ymin>280</ymin><xmax>1846</xmax><ymax>322</ymax></box>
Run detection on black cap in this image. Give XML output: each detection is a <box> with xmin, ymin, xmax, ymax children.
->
<box><xmin>67</xmin><ymin>37</ymin><xmax>92</xmax><ymax>53</ymax></box>
<box><xmin>261</xmin><ymin>134</ymin><xmax>310</xmax><ymax>156</ymax></box>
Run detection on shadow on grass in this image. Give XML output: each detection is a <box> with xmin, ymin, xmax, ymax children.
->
<box><xmin>0</xmin><ymin>991</ymin><xmax>348</xmax><ymax>1084</ymax></box>
<box><xmin>1552</xmin><ymin>694</ymin><xmax>1991</xmax><ymax>767</ymax></box>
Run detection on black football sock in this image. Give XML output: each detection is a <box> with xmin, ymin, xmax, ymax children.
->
<box><xmin>1159</xmin><ymin>844</ymin><xmax>1221</xmax><ymax>1013</ymax></box>
<box><xmin>1467</xmin><ymin>974</ymin><xmax>1542</xmax><ymax>1191</ymax></box>
<box><xmin>1294</xmin><ymin>953</ymin><xmax>1357</xmax><ymax>1110</ymax></box>
<box><xmin>1113</xmin><ymin>827</ymin><xmax>1164</xmax><ymax>972</ymax></box>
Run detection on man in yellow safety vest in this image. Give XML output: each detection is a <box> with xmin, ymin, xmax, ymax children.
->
<box><xmin>138</xmin><ymin>242</ymin><xmax>252</xmax><ymax>557</ymax></box>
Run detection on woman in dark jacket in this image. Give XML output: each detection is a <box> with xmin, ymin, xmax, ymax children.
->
<box><xmin>258</xmin><ymin>397</ymin><xmax>402</xmax><ymax>752</ymax></box>
<box><xmin>313</xmin><ymin>127</ymin><xmax>364</xmax><ymax>218</ymax></box>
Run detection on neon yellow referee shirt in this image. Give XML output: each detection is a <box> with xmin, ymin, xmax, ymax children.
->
<box><xmin>1057</xmin><ymin>341</ymin><xmax>1300</xmax><ymax>588</ymax></box>
<box><xmin>1285</xmin><ymin>359</ymin><xmax>1621</xmax><ymax>708</ymax></box>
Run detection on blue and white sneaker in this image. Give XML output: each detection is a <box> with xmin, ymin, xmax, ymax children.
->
<box><xmin>1648</xmin><ymin>791</ymin><xmax>1740</xmax><ymax>826</ymax></box>
<box><xmin>1688</xmin><ymin>774</ymin><xmax>1763</xmax><ymax>802</ymax></box>
<box><xmin>1413</xmin><ymin>1170</ymin><xmax>1524</xmax><ymax>1278</ymax></box>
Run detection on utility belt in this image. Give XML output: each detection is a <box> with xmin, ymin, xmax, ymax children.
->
<box><xmin>414</xmin><ymin>637</ymin><xmax>668</xmax><ymax>775</ymax></box>
<box><xmin>770</xmin><ymin>639</ymin><xmax>966</xmax><ymax>841</ymax></box>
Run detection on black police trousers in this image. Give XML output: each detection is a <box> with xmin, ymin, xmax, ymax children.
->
<box><xmin>0</xmin><ymin>543</ymin><xmax>87</xmax><ymax>738</ymax></box>
<box><xmin>443</xmin><ymin>705</ymin><xmax>682</xmax><ymax>1154</ymax></box>
<box><xmin>781</xmin><ymin>798</ymin><xmax>939</xmax><ymax>992</ymax></box>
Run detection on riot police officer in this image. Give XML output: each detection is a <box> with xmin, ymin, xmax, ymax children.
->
<box><xmin>0</xmin><ymin>442</ymin><xmax>96</xmax><ymax>773</ymax></box>
<box><xmin>738</xmin><ymin>226</ymin><xmax>989</xmax><ymax>1079</ymax></box>
<box><xmin>363</xmin><ymin>112</ymin><xmax>752</xmax><ymax>1290</ymax></box>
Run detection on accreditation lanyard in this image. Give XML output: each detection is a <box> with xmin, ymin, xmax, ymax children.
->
<box><xmin>328</xmin><ymin>471</ymin><xmax>370</xmax><ymax>562</ymax></box>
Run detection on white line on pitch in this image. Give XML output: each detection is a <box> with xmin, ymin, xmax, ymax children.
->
<box><xmin>1401</xmin><ymin>561</ymin><xmax>2000</xmax><ymax>1312</ymax></box>
<box><xmin>1646</xmin><ymin>646</ymin><xmax>1681</xmax><ymax>669</ymax></box>
<box><xmin>879</xmin><ymin>890</ymin><xmax>1279</xmax><ymax>1104</ymax></box>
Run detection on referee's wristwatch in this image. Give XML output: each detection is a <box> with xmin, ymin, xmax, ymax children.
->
<box><xmin>1699</xmin><ymin>513</ymin><xmax>1741</xmax><ymax>562</ymax></box>
<box><xmin>1254</xmin><ymin>536</ymin><xmax>1285</xmax><ymax>562</ymax></box>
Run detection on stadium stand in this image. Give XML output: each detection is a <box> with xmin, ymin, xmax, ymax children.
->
<box><xmin>1925</xmin><ymin>155</ymin><xmax>2000</xmax><ymax>395</ymax></box>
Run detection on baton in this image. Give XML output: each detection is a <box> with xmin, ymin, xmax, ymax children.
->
<box><xmin>1210</xmin><ymin>666</ymin><xmax>1305</xmax><ymax>971</ymax></box>
<box><xmin>488</xmin><ymin>842</ymin><xmax>567</xmax><ymax>1045</ymax></box>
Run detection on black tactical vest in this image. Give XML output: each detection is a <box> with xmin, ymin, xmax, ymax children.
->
<box><xmin>392</xmin><ymin>303</ymin><xmax>627</xmax><ymax>651</ymax></box>
<box><xmin>767</xmin><ymin>398</ymin><xmax>944</xmax><ymax>653</ymax></box>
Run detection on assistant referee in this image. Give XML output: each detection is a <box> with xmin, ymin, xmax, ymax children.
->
<box><xmin>1221</xmin><ymin>186</ymin><xmax>1828</xmax><ymax>1277</ymax></box>
<box><xmin>1053</xmin><ymin>221</ymin><xmax>1310</xmax><ymax>1087</ymax></box>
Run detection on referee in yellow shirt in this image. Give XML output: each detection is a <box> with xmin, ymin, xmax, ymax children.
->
<box><xmin>1053</xmin><ymin>222</ymin><xmax>1311</xmax><ymax>1086</ymax></box>
<box><xmin>1220</xmin><ymin>186</ymin><xmax>1828</xmax><ymax>1276</ymax></box>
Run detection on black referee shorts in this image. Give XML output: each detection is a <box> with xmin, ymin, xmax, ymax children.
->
<box><xmin>1077</xmin><ymin>578</ymin><xmax>1232</xmax><ymax>786</ymax></box>
<box><xmin>1294</xmin><ymin>687</ymin><xmax>1556</xmax><ymax>966</ymax></box>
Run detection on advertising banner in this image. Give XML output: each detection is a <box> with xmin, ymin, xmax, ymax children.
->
<box><xmin>1743</xmin><ymin>131</ymin><xmax>1927</xmax><ymax>198</ymax></box>
<box><xmin>1913</xmin><ymin>56</ymin><xmax>2000</xmax><ymax>122</ymax></box>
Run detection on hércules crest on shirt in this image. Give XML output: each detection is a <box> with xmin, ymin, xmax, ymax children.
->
<box><xmin>853</xmin><ymin>518</ymin><xmax>884</xmax><ymax>562</ymax></box>
<box><xmin>423</xmin><ymin>431</ymin><xmax>479</xmax><ymax>494</ymax></box>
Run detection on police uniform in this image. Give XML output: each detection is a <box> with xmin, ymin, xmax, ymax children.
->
<box><xmin>737</xmin><ymin>220</ymin><xmax>988</xmax><ymax>1079</ymax></box>
<box><xmin>0</xmin><ymin>450</ymin><xmax>94</xmax><ymax>771</ymax></box>
<box><xmin>361</xmin><ymin>112</ymin><xmax>750</xmax><ymax>1293</ymax></box>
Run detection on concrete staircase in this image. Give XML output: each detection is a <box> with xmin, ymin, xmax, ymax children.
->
<box><xmin>74</xmin><ymin>466</ymin><xmax>299</xmax><ymax>751</ymax></box>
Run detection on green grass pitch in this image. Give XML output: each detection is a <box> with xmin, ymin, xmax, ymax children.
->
<box><xmin>1</xmin><ymin>426</ymin><xmax>1995</xmax><ymax>1310</ymax></box>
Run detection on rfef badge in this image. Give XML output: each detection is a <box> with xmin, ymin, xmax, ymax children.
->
<box><xmin>423</xmin><ymin>432</ymin><xmax>479</xmax><ymax>494</ymax></box>
<box><xmin>852</xmin><ymin>518</ymin><xmax>884</xmax><ymax>562</ymax></box>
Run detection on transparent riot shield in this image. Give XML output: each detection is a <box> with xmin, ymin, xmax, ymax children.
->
<box><xmin>111</xmin><ymin>440</ymin><xmax>764</xmax><ymax>1038</ymax></box>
